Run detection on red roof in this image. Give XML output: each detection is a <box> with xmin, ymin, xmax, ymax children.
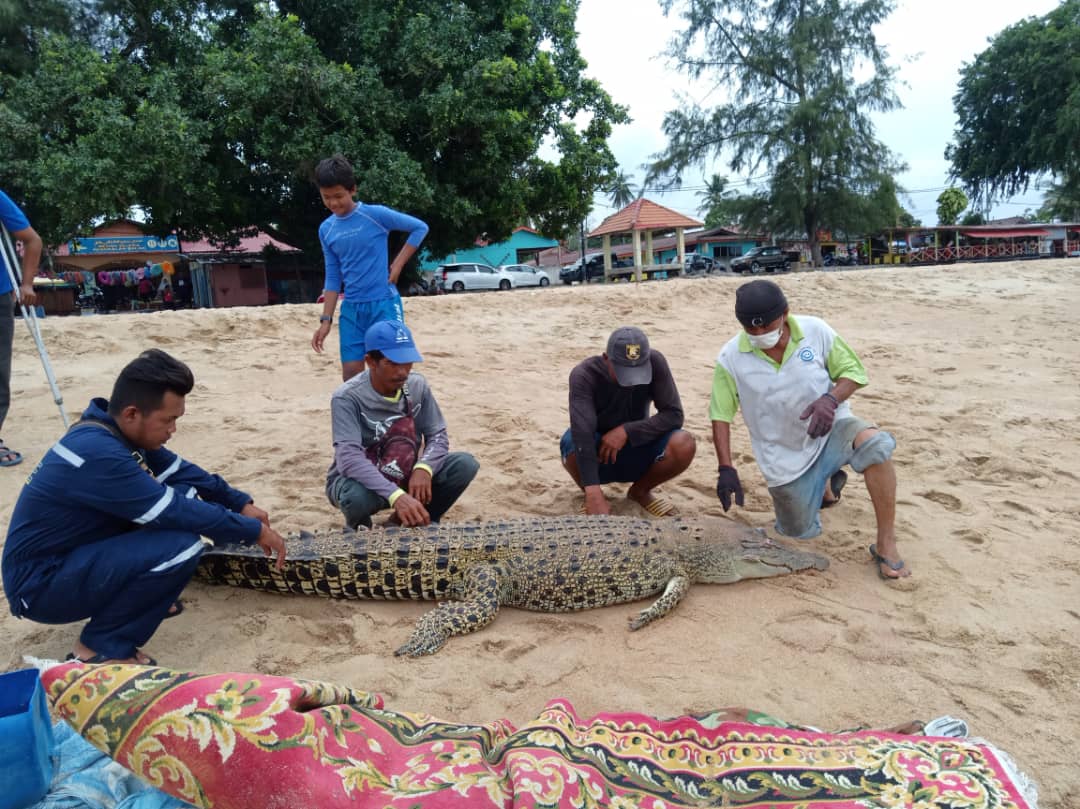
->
<box><xmin>589</xmin><ymin>199</ymin><xmax>703</xmax><ymax>238</ymax></box>
<box><xmin>960</xmin><ymin>227</ymin><xmax>1049</xmax><ymax>239</ymax></box>
<box><xmin>180</xmin><ymin>231</ymin><xmax>299</xmax><ymax>254</ymax></box>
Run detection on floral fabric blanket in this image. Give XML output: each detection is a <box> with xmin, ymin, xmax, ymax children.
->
<box><xmin>41</xmin><ymin>662</ymin><xmax>1033</xmax><ymax>809</ymax></box>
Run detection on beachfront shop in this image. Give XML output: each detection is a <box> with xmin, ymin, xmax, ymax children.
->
<box><xmin>50</xmin><ymin>221</ymin><xmax>185</xmax><ymax>314</ymax></box>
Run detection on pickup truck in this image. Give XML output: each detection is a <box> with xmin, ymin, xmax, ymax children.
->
<box><xmin>729</xmin><ymin>246</ymin><xmax>790</xmax><ymax>274</ymax></box>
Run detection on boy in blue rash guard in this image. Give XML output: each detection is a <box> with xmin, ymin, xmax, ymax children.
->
<box><xmin>2</xmin><ymin>350</ymin><xmax>288</xmax><ymax>665</ymax></box>
<box><xmin>310</xmin><ymin>154</ymin><xmax>430</xmax><ymax>382</ymax></box>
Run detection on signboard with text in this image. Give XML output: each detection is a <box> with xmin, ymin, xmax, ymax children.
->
<box><xmin>68</xmin><ymin>234</ymin><xmax>179</xmax><ymax>254</ymax></box>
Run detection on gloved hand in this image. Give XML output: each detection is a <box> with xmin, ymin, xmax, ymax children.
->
<box><xmin>716</xmin><ymin>465</ymin><xmax>744</xmax><ymax>512</ymax></box>
<box><xmin>800</xmin><ymin>392</ymin><xmax>839</xmax><ymax>438</ymax></box>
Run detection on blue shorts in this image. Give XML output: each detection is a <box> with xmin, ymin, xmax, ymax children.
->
<box><xmin>560</xmin><ymin>429</ymin><xmax>675</xmax><ymax>484</ymax></box>
<box><xmin>339</xmin><ymin>294</ymin><xmax>404</xmax><ymax>362</ymax></box>
<box><xmin>768</xmin><ymin>417</ymin><xmax>895</xmax><ymax>539</ymax></box>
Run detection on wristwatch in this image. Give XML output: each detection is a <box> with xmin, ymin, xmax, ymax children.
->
<box><xmin>319</xmin><ymin>315</ymin><xmax>332</xmax><ymax>323</ymax></box>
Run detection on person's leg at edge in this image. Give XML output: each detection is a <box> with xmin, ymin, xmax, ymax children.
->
<box><xmin>0</xmin><ymin>291</ymin><xmax>15</xmax><ymax>463</ymax></box>
<box><xmin>425</xmin><ymin>452</ymin><xmax>480</xmax><ymax>522</ymax></box>
<box><xmin>332</xmin><ymin>476</ymin><xmax>386</xmax><ymax>529</ymax></box>
<box><xmin>854</xmin><ymin>428</ymin><xmax>909</xmax><ymax>578</ymax></box>
<box><xmin>626</xmin><ymin>430</ymin><xmax>696</xmax><ymax>509</ymax></box>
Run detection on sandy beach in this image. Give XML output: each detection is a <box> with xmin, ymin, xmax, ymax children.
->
<box><xmin>2</xmin><ymin>259</ymin><xmax>1077</xmax><ymax>806</ymax></box>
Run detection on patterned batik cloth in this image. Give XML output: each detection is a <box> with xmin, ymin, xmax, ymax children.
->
<box><xmin>41</xmin><ymin>662</ymin><xmax>1034</xmax><ymax>809</ymax></box>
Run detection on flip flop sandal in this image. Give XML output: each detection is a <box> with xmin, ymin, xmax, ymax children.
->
<box><xmin>821</xmin><ymin>470</ymin><xmax>847</xmax><ymax>509</ymax></box>
<box><xmin>868</xmin><ymin>544</ymin><xmax>907</xmax><ymax>580</ymax></box>
<box><xmin>163</xmin><ymin>599</ymin><xmax>184</xmax><ymax>619</ymax></box>
<box><xmin>65</xmin><ymin>651</ymin><xmax>158</xmax><ymax>665</ymax></box>
<box><xmin>0</xmin><ymin>441</ymin><xmax>23</xmax><ymax>468</ymax></box>
<box><xmin>642</xmin><ymin>497</ymin><xmax>677</xmax><ymax>518</ymax></box>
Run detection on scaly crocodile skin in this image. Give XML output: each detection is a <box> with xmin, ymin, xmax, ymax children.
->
<box><xmin>195</xmin><ymin>515</ymin><xmax>828</xmax><ymax>655</ymax></box>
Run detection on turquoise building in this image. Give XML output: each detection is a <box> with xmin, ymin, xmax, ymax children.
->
<box><xmin>420</xmin><ymin>227</ymin><xmax>559</xmax><ymax>269</ymax></box>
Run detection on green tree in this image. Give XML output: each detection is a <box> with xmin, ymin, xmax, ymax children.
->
<box><xmin>648</xmin><ymin>0</ymin><xmax>903</xmax><ymax>264</ymax></box>
<box><xmin>936</xmin><ymin>187</ymin><xmax>969</xmax><ymax>226</ymax></box>
<box><xmin>960</xmin><ymin>210</ymin><xmax>985</xmax><ymax>226</ymax></box>
<box><xmin>947</xmin><ymin>0</ymin><xmax>1080</xmax><ymax>207</ymax></box>
<box><xmin>1034</xmin><ymin>179</ymin><xmax>1080</xmax><ymax>222</ymax></box>
<box><xmin>606</xmin><ymin>169</ymin><xmax>637</xmax><ymax>209</ymax></box>
<box><xmin>898</xmin><ymin>208</ymin><xmax>921</xmax><ymax>228</ymax></box>
<box><xmin>0</xmin><ymin>0</ymin><xmax>627</xmax><ymax>258</ymax></box>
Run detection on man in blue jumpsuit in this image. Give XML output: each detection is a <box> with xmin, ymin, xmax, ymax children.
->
<box><xmin>2</xmin><ymin>349</ymin><xmax>287</xmax><ymax>664</ymax></box>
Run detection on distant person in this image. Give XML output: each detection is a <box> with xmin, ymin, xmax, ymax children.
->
<box><xmin>326</xmin><ymin>320</ymin><xmax>478</xmax><ymax>529</ymax></box>
<box><xmin>2</xmin><ymin>350</ymin><xmax>287</xmax><ymax>665</ymax></box>
<box><xmin>710</xmin><ymin>280</ymin><xmax>909</xmax><ymax>579</ymax></box>
<box><xmin>310</xmin><ymin>155</ymin><xmax>429</xmax><ymax>382</ymax></box>
<box><xmin>175</xmin><ymin>277</ymin><xmax>193</xmax><ymax>308</ymax></box>
<box><xmin>561</xmin><ymin>326</ymin><xmax>696</xmax><ymax>517</ymax></box>
<box><xmin>0</xmin><ymin>188</ymin><xmax>42</xmax><ymax>468</ymax></box>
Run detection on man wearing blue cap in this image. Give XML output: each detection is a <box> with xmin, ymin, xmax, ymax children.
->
<box><xmin>325</xmin><ymin>320</ymin><xmax>479</xmax><ymax>528</ymax></box>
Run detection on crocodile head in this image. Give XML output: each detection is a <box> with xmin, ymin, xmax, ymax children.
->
<box><xmin>676</xmin><ymin>525</ymin><xmax>830</xmax><ymax>584</ymax></box>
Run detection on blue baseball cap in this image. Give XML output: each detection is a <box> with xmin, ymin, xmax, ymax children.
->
<box><xmin>364</xmin><ymin>320</ymin><xmax>424</xmax><ymax>363</ymax></box>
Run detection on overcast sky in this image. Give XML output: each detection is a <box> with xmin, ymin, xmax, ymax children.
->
<box><xmin>574</xmin><ymin>0</ymin><xmax>1060</xmax><ymax>228</ymax></box>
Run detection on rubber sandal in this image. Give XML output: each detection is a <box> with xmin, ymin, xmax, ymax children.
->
<box><xmin>0</xmin><ymin>441</ymin><xmax>23</xmax><ymax>468</ymax></box>
<box><xmin>821</xmin><ymin>470</ymin><xmax>847</xmax><ymax>509</ymax></box>
<box><xmin>641</xmin><ymin>497</ymin><xmax>677</xmax><ymax>518</ymax></box>
<box><xmin>65</xmin><ymin>651</ymin><xmax>158</xmax><ymax>665</ymax></box>
<box><xmin>868</xmin><ymin>543</ymin><xmax>908</xmax><ymax>580</ymax></box>
<box><xmin>65</xmin><ymin>651</ymin><xmax>111</xmax><ymax>664</ymax></box>
<box><xmin>164</xmin><ymin>599</ymin><xmax>184</xmax><ymax>619</ymax></box>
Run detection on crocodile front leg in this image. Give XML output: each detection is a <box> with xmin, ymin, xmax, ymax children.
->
<box><xmin>628</xmin><ymin>575</ymin><xmax>690</xmax><ymax>631</ymax></box>
<box><xmin>395</xmin><ymin>562</ymin><xmax>507</xmax><ymax>656</ymax></box>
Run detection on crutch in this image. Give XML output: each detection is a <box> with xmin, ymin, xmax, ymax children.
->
<box><xmin>1</xmin><ymin>223</ymin><xmax>69</xmax><ymax>427</ymax></box>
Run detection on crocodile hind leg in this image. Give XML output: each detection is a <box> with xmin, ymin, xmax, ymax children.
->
<box><xmin>628</xmin><ymin>575</ymin><xmax>690</xmax><ymax>631</ymax></box>
<box><xmin>395</xmin><ymin>563</ymin><xmax>508</xmax><ymax>657</ymax></box>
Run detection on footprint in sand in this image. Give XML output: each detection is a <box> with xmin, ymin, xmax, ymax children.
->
<box><xmin>917</xmin><ymin>490</ymin><xmax>963</xmax><ymax>511</ymax></box>
<box><xmin>951</xmin><ymin>528</ymin><xmax>985</xmax><ymax>545</ymax></box>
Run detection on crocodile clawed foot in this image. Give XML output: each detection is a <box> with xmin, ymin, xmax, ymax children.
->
<box><xmin>628</xmin><ymin>613</ymin><xmax>649</xmax><ymax>631</ymax></box>
<box><xmin>394</xmin><ymin>633</ymin><xmax>447</xmax><ymax>657</ymax></box>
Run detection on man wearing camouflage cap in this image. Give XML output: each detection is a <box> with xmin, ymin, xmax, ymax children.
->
<box><xmin>561</xmin><ymin>326</ymin><xmax>696</xmax><ymax>517</ymax></box>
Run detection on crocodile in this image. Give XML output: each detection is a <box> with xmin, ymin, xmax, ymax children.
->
<box><xmin>194</xmin><ymin>515</ymin><xmax>828</xmax><ymax>656</ymax></box>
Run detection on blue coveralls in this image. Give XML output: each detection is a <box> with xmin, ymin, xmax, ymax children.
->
<box><xmin>2</xmin><ymin>398</ymin><xmax>262</xmax><ymax>659</ymax></box>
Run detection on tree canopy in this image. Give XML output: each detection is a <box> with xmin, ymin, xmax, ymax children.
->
<box><xmin>648</xmin><ymin>0</ymin><xmax>904</xmax><ymax>263</ymax></box>
<box><xmin>936</xmin><ymin>187</ymin><xmax>969</xmax><ymax>226</ymax></box>
<box><xmin>0</xmin><ymin>0</ymin><xmax>627</xmax><ymax>256</ymax></box>
<box><xmin>947</xmin><ymin>0</ymin><xmax>1080</xmax><ymax>207</ymax></box>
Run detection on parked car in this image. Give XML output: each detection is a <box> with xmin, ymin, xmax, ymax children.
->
<box><xmin>729</xmin><ymin>246</ymin><xmax>790</xmax><ymax>274</ymax></box>
<box><xmin>438</xmin><ymin>263</ymin><xmax>515</xmax><ymax>292</ymax></box>
<box><xmin>559</xmin><ymin>252</ymin><xmax>613</xmax><ymax>284</ymax></box>
<box><xmin>499</xmin><ymin>264</ymin><xmax>551</xmax><ymax>287</ymax></box>
<box><xmin>684</xmin><ymin>254</ymin><xmax>715</xmax><ymax>274</ymax></box>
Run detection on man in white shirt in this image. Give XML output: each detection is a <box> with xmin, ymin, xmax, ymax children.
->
<box><xmin>709</xmin><ymin>280</ymin><xmax>909</xmax><ymax>580</ymax></box>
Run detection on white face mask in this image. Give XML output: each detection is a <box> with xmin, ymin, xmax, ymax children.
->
<box><xmin>747</xmin><ymin>324</ymin><xmax>783</xmax><ymax>350</ymax></box>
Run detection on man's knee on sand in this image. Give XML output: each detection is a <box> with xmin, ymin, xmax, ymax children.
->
<box><xmin>850</xmin><ymin>428</ymin><xmax>896</xmax><ymax>473</ymax></box>
<box><xmin>664</xmin><ymin>429</ymin><xmax>697</xmax><ymax>466</ymax></box>
<box><xmin>334</xmin><ymin>452</ymin><xmax>480</xmax><ymax>528</ymax></box>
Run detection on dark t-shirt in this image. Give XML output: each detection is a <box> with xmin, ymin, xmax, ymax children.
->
<box><xmin>567</xmin><ymin>351</ymin><xmax>684</xmax><ymax>486</ymax></box>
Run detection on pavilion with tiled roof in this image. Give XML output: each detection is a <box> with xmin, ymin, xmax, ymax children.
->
<box><xmin>588</xmin><ymin>198</ymin><xmax>703</xmax><ymax>281</ymax></box>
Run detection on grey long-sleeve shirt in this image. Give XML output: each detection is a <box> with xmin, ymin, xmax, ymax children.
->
<box><xmin>568</xmin><ymin>351</ymin><xmax>684</xmax><ymax>487</ymax></box>
<box><xmin>326</xmin><ymin>371</ymin><xmax>450</xmax><ymax>500</ymax></box>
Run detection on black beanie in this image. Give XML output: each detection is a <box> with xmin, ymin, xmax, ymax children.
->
<box><xmin>735</xmin><ymin>280</ymin><xmax>788</xmax><ymax>328</ymax></box>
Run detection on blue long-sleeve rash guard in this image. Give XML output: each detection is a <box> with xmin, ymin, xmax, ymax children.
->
<box><xmin>2</xmin><ymin>398</ymin><xmax>263</xmax><ymax>612</ymax></box>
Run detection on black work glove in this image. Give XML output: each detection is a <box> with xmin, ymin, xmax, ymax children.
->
<box><xmin>716</xmin><ymin>465</ymin><xmax>744</xmax><ymax>512</ymax></box>
<box><xmin>800</xmin><ymin>392</ymin><xmax>839</xmax><ymax>438</ymax></box>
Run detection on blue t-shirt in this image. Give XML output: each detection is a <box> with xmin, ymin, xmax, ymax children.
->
<box><xmin>0</xmin><ymin>189</ymin><xmax>31</xmax><ymax>295</ymax></box>
<box><xmin>318</xmin><ymin>203</ymin><xmax>428</xmax><ymax>303</ymax></box>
